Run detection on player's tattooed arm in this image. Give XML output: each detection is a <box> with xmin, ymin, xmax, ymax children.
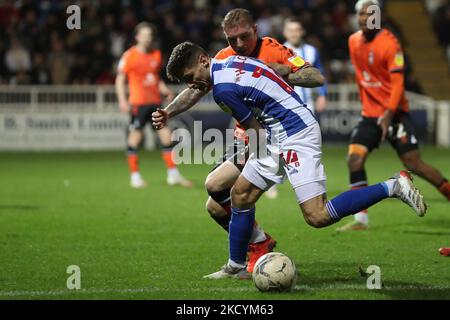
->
<box><xmin>287</xmin><ymin>66</ymin><xmax>325</xmax><ymax>88</ymax></box>
<box><xmin>267</xmin><ymin>63</ymin><xmax>325</xmax><ymax>88</ymax></box>
<box><xmin>153</xmin><ymin>87</ymin><xmax>206</xmax><ymax>129</ymax></box>
<box><xmin>164</xmin><ymin>87</ymin><xmax>207</xmax><ymax>118</ymax></box>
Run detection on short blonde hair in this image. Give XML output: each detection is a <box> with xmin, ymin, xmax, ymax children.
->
<box><xmin>221</xmin><ymin>8</ymin><xmax>254</xmax><ymax>29</ymax></box>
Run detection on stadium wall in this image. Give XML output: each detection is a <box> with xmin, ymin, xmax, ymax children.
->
<box><xmin>0</xmin><ymin>85</ymin><xmax>448</xmax><ymax>151</ymax></box>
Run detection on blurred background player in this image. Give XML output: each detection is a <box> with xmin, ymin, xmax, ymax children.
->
<box><xmin>156</xmin><ymin>8</ymin><xmax>325</xmax><ymax>273</ymax></box>
<box><xmin>116</xmin><ymin>22</ymin><xmax>192</xmax><ymax>188</ymax></box>
<box><xmin>283</xmin><ymin>16</ymin><xmax>328</xmax><ymax>114</ymax></box>
<box><xmin>337</xmin><ymin>0</ymin><xmax>450</xmax><ymax>232</ymax></box>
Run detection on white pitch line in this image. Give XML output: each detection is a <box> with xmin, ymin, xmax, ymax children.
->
<box><xmin>0</xmin><ymin>287</ymin><xmax>253</xmax><ymax>297</ymax></box>
<box><xmin>1</xmin><ymin>284</ymin><xmax>450</xmax><ymax>297</ymax></box>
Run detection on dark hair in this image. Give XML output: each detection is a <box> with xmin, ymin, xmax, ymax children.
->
<box><xmin>221</xmin><ymin>8</ymin><xmax>254</xmax><ymax>29</ymax></box>
<box><xmin>166</xmin><ymin>41</ymin><xmax>207</xmax><ymax>82</ymax></box>
<box><xmin>284</xmin><ymin>16</ymin><xmax>303</xmax><ymax>27</ymax></box>
<box><xmin>134</xmin><ymin>21</ymin><xmax>156</xmax><ymax>36</ymax></box>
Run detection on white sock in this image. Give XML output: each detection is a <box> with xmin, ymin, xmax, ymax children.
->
<box><xmin>168</xmin><ymin>167</ymin><xmax>179</xmax><ymax>177</ymax></box>
<box><xmin>383</xmin><ymin>179</ymin><xmax>396</xmax><ymax>197</ymax></box>
<box><xmin>131</xmin><ymin>172</ymin><xmax>142</xmax><ymax>182</ymax></box>
<box><xmin>249</xmin><ymin>224</ymin><xmax>267</xmax><ymax>244</ymax></box>
<box><xmin>228</xmin><ymin>259</ymin><xmax>246</xmax><ymax>269</ymax></box>
<box><xmin>354</xmin><ymin>211</ymin><xmax>369</xmax><ymax>225</ymax></box>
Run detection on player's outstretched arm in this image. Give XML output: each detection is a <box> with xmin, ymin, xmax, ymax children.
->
<box><xmin>152</xmin><ymin>87</ymin><xmax>207</xmax><ymax>130</ymax></box>
<box><xmin>287</xmin><ymin>66</ymin><xmax>325</xmax><ymax>88</ymax></box>
<box><xmin>164</xmin><ymin>87</ymin><xmax>207</xmax><ymax>119</ymax></box>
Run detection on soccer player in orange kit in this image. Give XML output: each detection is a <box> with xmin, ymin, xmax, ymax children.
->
<box><xmin>116</xmin><ymin>22</ymin><xmax>192</xmax><ymax>188</ymax></box>
<box><xmin>337</xmin><ymin>0</ymin><xmax>450</xmax><ymax>232</ymax></box>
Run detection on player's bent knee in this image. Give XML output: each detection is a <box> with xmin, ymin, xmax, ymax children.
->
<box><xmin>204</xmin><ymin>173</ymin><xmax>222</xmax><ymax>193</ymax></box>
<box><xmin>303</xmin><ymin>212</ymin><xmax>329</xmax><ymax>228</ymax></box>
<box><xmin>205</xmin><ymin>197</ymin><xmax>227</xmax><ymax>218</ymax></box>
<box><xmin>205</xmin><ymin>172</ymin><xmax>219</xmax><ymax>193</ymax></box>
<box><xmin>230</xmin><ymin>185</ymin><xmax>255</xmax><ymax>208</ymax></box>
<box><xmin>300</xmin><ymin>205</ymin><xmax>330</xmax><ymax>228</ymax></box>
<box><xmin>204</xmin><ymin>174</ymin><xmax>214</xmax><ymax>192</ymax></box>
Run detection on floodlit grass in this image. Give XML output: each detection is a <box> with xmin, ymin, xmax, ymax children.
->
<box><xmin>1</xmin><ymin>146</ymin><xmax>449</xmax><ymax>299</ymax></box>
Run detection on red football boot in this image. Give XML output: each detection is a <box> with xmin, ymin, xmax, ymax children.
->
<box><xmin>439</xmin><ymin>247</ymin><xmax>450</xmax><ymax>256</ymax></box>
<box><xmin>247</xmin><ymin>235</ymin><xmax>277</xmax><ymax>273</ymax></box>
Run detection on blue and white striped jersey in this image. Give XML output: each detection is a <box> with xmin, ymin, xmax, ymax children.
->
<box><xmin>284</xmin><ymin>42</ymin><xmax>327</xmax><ymax>112</ymax></box>
<box><xmin>210</xmin><ymin>55</ymin><xmax>317</xmax><ymax>144</ymax></box>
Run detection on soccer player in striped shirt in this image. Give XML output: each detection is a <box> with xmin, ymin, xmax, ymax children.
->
<box><xmin>158</xmin><ymin>9</ymin><xmax>326</xmax><ymax>274</ymax></box>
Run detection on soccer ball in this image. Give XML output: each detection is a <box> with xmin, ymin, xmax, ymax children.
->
<box><xmin>252</xmin><ymin>252</ymin><xmax>297</xmax><ymax>292</ymax></box>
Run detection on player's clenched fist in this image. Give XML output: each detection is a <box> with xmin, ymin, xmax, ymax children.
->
<box><xmin>152</xmin><ymin>108</ymin><xmax>168</xmax><ymax>130</ymax></box>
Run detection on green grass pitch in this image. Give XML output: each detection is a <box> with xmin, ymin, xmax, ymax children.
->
<box><xmin>0</xmin><ymin>146</ymin><xmax>449</xmax><ymax>300</ymax></box>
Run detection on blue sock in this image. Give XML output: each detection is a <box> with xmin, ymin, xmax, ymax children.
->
<box><xmin>229</xmin><ymin>207</ymin><xmax>255</xmax><ymax>265</ymax></box>
<box><xmin>326</xmin><ymin>183</ymin><xmax>390</xmax><ymax>221</ymax></box>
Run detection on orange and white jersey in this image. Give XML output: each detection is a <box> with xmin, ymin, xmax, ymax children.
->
<box><xmin>118</xmin><ymin>46</ymin><xmax>162</xmax><ymax>106</ymax></box>
<box><xmin>349</xmin><ymin>29</ymin><xmax>409</xmax><ymax>117</ymax></box>
<box><xmin>214</xmin><ymin>37</ymin><xmax>311</xmax><ymax>140</ymax></box>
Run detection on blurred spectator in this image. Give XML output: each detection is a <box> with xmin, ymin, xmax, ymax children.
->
<box><xmin>428</xmin><ymin>0</ymin><xmax>450</xmax><ymax>67</ymax></box>
<box><xmin>69</xmin><ymin>54</ymin><xmax>91</xmax><ymax>84</ymax></box>
<box><xmin>48</xmin><ymin>34</ymin><xmax>73</xmax><ymax>84</ymax></box>
<box><xmin>0</xmin><ymin>0</ymin><xmax>424</xmax><ymax>91</ymax></box>
<box><xmin>4</xmin><ymin>37</ymin><xmax>31</xmax><ymax>74</ymax></box>
<box><xmin>426</xmin><ymin>0</ymin><xmax>447</xmax><ymax>14</ymax></box>
<box><xmin>433</xmin><ymin>0</ymin><xmax>450</xmax><ymax>46</ymax></box>
<box><xmin>256</xmin><ymin>8</ymin><xmax>274</xmax><ymax>37</ymax></box>
<box><xmin>30</xmin><ymin>52</ymin><xmax>51</xmax><ymax>84</ymax></box>
<box><xmin>208</xmin><ymin>26</ymin><xmax>227</xmax><ymax>55</ymax></box>
<box><xmin>0</xmin><ymin>0</ymin><xmax>20</xmax><ymax>31</ymax></box>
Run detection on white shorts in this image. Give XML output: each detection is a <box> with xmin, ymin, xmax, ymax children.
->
<box><xmin>241</xmin><ymin>123</ymin><xmax>327</xmax><ymax>204</ymax></box>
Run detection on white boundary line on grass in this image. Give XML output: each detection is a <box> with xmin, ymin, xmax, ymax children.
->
<box><xmin>1</xmin><ymin>284</ymin><xmax>450</xmax><ymax>297</ymax></box>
